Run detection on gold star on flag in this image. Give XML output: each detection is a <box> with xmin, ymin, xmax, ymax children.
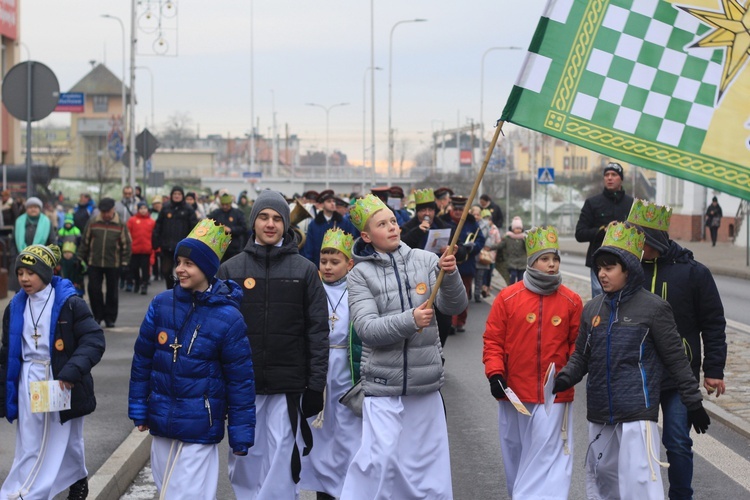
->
<box><xmin>681</xmin><ymin>0</ymin><xmax>750</xmax><ymax>99</ymax></box>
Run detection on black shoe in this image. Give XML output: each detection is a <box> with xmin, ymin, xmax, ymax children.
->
<box><xmin>68</xmin><ymin>477</ymin><xmax>88</xmax><ymax>500</ymax></box>
<box><xmin>316</xmin><ymin>492</ymin><xmax>335</xmax><ymax>500</ymax></box>
<box><xmin>456</xmin><ymin>325</ymin><xmax>465</xmax><ymax>333</ymax></box>
<box><xmin>474</xmin><ymin>296</ymin><xmax>482</xmax><ymax>303</ymax></box>
<box><xmin>105</xmin><ymin>321</ymin><xmax>115</xmax><ymax>328</ymax></box>
<box><xmin>125</xmin><ymin>284</ymin><xmax>134</xmax><ymax>292</ymax></box>
<box><xmin>140</xmin><ymin>284</ymin><xmax>148</xmax><ymax>295</ymax></box>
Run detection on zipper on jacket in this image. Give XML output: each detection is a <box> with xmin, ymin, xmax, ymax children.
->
<box><xmin>639</xmin><ymin>338</ymin><xmax>650</xmax><ymax>408</ymax></box>
<box><xmin>389</xmin><ymin>253</ymin><xmax>410</xmax><ymax>396</ymax></box>
<box><xmin>263</xmin><ymin>248</ymin><xmax>271</xmax><ymax>374</ymax></box>
<box><xmin>606</xmin><ymin>297</ymin><xmax>617</xmax><ymax>425</ymax></box>
<box><xmin>204</xmin><ymin>395</ymin><xmax>213</xmax><ymax>427</ymax></box>
<box><xmin>537</xmin><ymin>296</ymin><xmax>544</xmax><ymax>402</ymax></box>
<box><xmin>187</xmin><ymin>324</ymin><xmax>202</xmax><ymax>355</ymax></box>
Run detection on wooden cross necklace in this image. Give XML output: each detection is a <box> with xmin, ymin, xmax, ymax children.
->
<box><xmin>28</xmin><ymin>288</ymin><xmax>53</xmax><ymax>349</ymax></box>
<box><xmin>326</xmin><ymin>288</ymin><xmax>347</xmax><ymax>330</ymax></box>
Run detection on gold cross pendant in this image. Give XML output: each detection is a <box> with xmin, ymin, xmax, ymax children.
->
<box><xmin>31</xmin><ymin>329</ymin><xmax>41</xmax><ymax>349</ymax></box>
<box><xmin>330</xmin><ymin>313</ymin><xmax>339</xmax><ymax>328</ymax></box>
<box><xmin>169</xmin><ymin>340</ymin><xmax>183</xmax><ymax>362</ymax></box>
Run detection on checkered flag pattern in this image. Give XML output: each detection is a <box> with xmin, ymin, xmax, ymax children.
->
<box><xmin>569</xmin><ymin>0</ymin><xmax>723</xmax><ymax>150</ymax></box>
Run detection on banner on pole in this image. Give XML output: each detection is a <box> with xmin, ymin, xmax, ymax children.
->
<box><xmin>500</xmin><ymin>0</ymin><xmax>750</xmax><ymax>199</ymax></box>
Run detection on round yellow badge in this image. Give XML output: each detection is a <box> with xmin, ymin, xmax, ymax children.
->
<box><xmin>229</xmin><ymin>216</ymin><xmax>234</xmax><ymax>222</ymax></box>
<box><xmin>415</xmin><ymin>283</ymin><xmax>428</xmax><ymax>295</ymax></box>
<box><xmin>167</xmin><ymin>213</ymin><xmax>172</xmax><ymax>218</ymax></box>
<box><xmin>158</xmin><ymin>331</ymin><xmax>168</xmax><ymax>345</ymax></box>
<box><xmin>54</xmin><ymin>339</ymin><xmax>64</xmax><ymax>351</ymax></box>
<box><xmin>592</xmin><ymin>315</ymin><xmax>601</xmax><ymax>327</ymax></box>
<box><xmin>551</xmin><ymin>316</ymin><xmax>562</xmax><ymax>326</ymax></box>
<box><xmin>195</xmin><ymin>226</ymin><xmax>208</xmax><ymax>237</ymax></box>
<box><xmin>526</xmin><ymin>313</ymin><xmax>536</xmax><ymax>323</ymax></box>
<box><xmin>244</xmin><ymin>278</ymin><xmax>256</xmax><ymax>289</ymax></box>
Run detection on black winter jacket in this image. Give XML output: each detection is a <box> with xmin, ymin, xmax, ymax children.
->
<box><xmin>152</xmin><ymin>200</ymin><xmax>198</xmax><ymax>253</ymax></box>
<box><xmin>575</xmin><ymin>188</ymin><xmax>634</xmax><ymax>267</ymax></box>
<box><xmin>641</xmin><ymin>241</ymin><xmax>726</xmax><ymax>388</ymax></box>
<box><xmin>217</xmin><ymin>230</ymin><xmax>329</xmax><ymax>394</ymax></box>
<box><xmin>207</xmin><ymin>207</ymin><xmax>247</xmax><ymax>257</ymax></box>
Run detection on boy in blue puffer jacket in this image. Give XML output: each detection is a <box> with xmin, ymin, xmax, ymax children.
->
<box><xmin>128</xmin><ymin>219</ymin><xmax>255</xmax><ymax>499</ymax></box>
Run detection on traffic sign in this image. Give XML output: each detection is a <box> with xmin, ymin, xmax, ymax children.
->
<box><xmin>2</xmin><ymin>61</ymin><xmax>60</xmax><ymax>121</ymax></box>
<box><xmin>136</xmin><ymin>128</ymin><xmax>159</xmax><ymax>159</ymax></box>
<box><xmin>55</xmin><ymin>92</ymin><xmax>84</xmax><ymax>113</ymax></box>
<box><xmin>538</xmin><ymin>167</ymin><xmax>555</xmax><ymax>184</ymax></box>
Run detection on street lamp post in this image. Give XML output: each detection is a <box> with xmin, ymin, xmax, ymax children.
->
<box><xmin>101</xmin><ymin>13</ymin><xmax>127</xmax><ymax>187</ymax></box>
<box><xmin>128</xmin><ymin>0</ymin><xmax>137</xmax><ymax>190</ymax></box>
<box><xmin>388</xmin><ymin>18</ymin><xmax>427</xmax><ymax>185</ymax></box>
<box><xmin>363</xmin><ymin>66</ymin><xmax>382</xmax><ymax>189</ymax></box>
<box><xmin>135</xmin><ymin>66</ymin><xmax>154</xmax><ymax>129</ymax></box>
<box><xmin>306</xmin><ymin>102</ymin><xmax>349</xmax><ymax>189</ymax></box>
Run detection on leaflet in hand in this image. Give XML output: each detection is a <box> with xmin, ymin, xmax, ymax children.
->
<box><xmin>425</xmin><ymin>228</ymin><xmax>452</xmax><ymax>254</ymax></box>
<box><xmin>503</xmin><ymin>385</ymin><xmax>531</xmax><ymax>416</ymax></box>
<box><xmin>30</xmin><ymin>380</ymin><xmax>72</xmax><ymax>413</ymax></box>
<box><xmin>544</xmin><ymin>362</ymin><xmax>556</xmax><ymax>416</ymax></box>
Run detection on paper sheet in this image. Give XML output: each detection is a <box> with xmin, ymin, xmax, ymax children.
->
<box><xmin>543</xmin><ymin>362</ymin><xmax>556</xmax><ymax>416</ymax></box>
<box><xmin>502</xmin><ymin>385</ymin><xmax>531</xmax><ymax>416</ymax></box>
<box><xmin>424</xmin><ymin>228</ymin><xmax>452</xmax><ymax>254</ymax></box>
<box><xmin>30</xmin><ymin>380</ymin><xmax>72</xmax><ymax>413</ymax></box>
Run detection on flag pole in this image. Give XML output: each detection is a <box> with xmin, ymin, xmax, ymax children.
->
<box><xmin>424</xmin><ymin>120</ymin><xmax>505</xmax><ymax>312</ymax></box>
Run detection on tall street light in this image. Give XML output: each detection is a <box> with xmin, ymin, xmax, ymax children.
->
<box><xmin>306</xmin><ymin>102</ymin><xmax>349</xmax><ymax>189</ymax></box>
<box><xmin>388</xmin><ymin>18</ymin><xmax>427</xmax><ymax>185</ymax></box>
<box><xmin>101</xmin><ymin>13</ymin><xmax>127</xmax><ymax>187</ymax></box>
<box><xmin>135</xmin><ymin>66</ymin><xmax>154</xmax><ymax>129</ymax></box>
<box><xmin>363</xmin><ymin>66</ymin><xmax>382</xmax><ymax>188</ymax></box>
<box><xmin>128</xmin><ymin>0</ymin><xmax>137</xmax><ymax>190</ymax></box>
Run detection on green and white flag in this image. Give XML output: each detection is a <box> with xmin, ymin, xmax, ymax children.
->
<box><xmin>501</xmin><ymin>0</ymin><xmax>750</xmax><ymax>199</ymax></box>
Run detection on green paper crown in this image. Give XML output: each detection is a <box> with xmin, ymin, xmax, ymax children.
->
<box><xmin>627</xmin><ymin>199</ymin><xmax>672</xmax><ymax>231</ymax></box>
<box><xmin>414</xmin><ymin>188</ymin><xmax>435</xmax><ymax>205</ymax></box>
<box><xmin>350</xmin><ymin>194</ymin><xmax>388</xmax><ymax>231</ymax></box>
<box><xmin>601</xmin><ymin>221</ymin><xmax>645</xmax><ymax>259</ymax></box>
<box><xmin>525</xmin><ymin>226</ymin><xmax>559</xmax><ymax>256</ymax></box>
<box><xmin>186</xmin><ymin>219</ymin><xmax>232</xmax><ymax>260</ymax></box>
<box><xmin>322</xmin><ymin>228</ymin><xmax>354</xmax><ymax>258</ymax></box>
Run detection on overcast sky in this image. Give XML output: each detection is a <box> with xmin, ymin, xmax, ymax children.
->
<box><xmin>21</xmin><ymin>0</ymin><xmax>547</xmax><ymax>165</ymax></box>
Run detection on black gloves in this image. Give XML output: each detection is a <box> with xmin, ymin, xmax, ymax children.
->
<box><xmin>301</xmin><ymin>389</ymin><xmax>324</xmax><ymax>418</ymax></box>
<box><xmin>489</xmin><ymin>374</ymin><xmax>507</xmax><ymax>400</ymax></box>
<box><xmin>688</xmin><ymin>406</ymin><xmax>711</xmax><ymax>434</ymax></box>
<box><xmin>552</xmin><ymin>375</ymin><xmax>570</xmax><ymax>394</ymax></box>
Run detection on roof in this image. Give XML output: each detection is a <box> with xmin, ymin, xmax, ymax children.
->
<box><xmin>68</xmin><ymin>63</ymin><xmax>130</xmax><ymax>97</ymax></box>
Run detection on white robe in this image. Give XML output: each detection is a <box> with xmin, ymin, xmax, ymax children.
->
<box><xmin>299</xmin><ymin>281</ymin><xmax>362</xmax><ymax>497</ymax></box>
<box><xmin>151</xmin><ymin>436</ymin><xmax>219</xmax><ymax>500</ymax></box>
<box><xmin>340</xmin><ymin>391</ymin><xmax>453</xmax><ymax>500</ymax></box>
<box><xmin>0</xmin><ymin>285</ymin><xmax>87</xmax><ymax>500</ymax></box>
<box><xmin>498</xmin><ymin>401</ymin><xmax>574</xmax><ymax>499</ymax></box>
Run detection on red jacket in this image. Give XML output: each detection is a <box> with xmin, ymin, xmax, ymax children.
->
<box><xmin>483</xmin><ymin>280</ymin><xmax>582</xmax><ymax>404</ymax></box>
<box><xmin>127</xmin><ymin>213</ymin><xmax>155</xmax><ymax>255</ymax></box>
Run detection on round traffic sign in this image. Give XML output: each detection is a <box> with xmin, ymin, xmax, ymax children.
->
<box><xmin>2</xmin><ymin>61</ymin><xmax>60</xmax><ymax>121</ymax></box>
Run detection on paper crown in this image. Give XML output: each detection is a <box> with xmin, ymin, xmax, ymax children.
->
<box><xmin>525</xmin><ymin>226</ymin><xmax>559</xmax><ymax>256</ymax></box>
<box><xmin>186</xmin><ymin>219</ymin><xmax>232</xmax><ymax>260</ymax></box>
<box><xmin>321</xmin><ymin>228</ymin><xmax>354</xmax><ymax>258</ymax></box>
<box><xmin>601</xmin><ymin>221</ymin><xmax>645</xmax><ymax>259</ymax></box>
<box><xmin>62</xmin><ymin>241</ymin><xmax>77</xmax><ymax>254</ymax></box>
<box><xmin>350</xmin><ymin>194</ymin><xmax>388</xmax><ymax>231</ymax></box>
<box><xmin>626</xmin><ymin>199</ymin><xmax>672</xmax><ymax>231</ymax></box>
<box><xmin>414</xmin><ymin>188</ymin><xmax>435</xmax><ymax>205</ymax></box>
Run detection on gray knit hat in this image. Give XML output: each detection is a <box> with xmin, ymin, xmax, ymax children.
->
<box><xmin>25</xmin><ymin>197</ymin><xmax>43</xmax><ymax>209</ymax></box>
<box><xmin>249</xmin><ymin>190</ymin><xmax>290</xmax><ymax>234</ymax></box>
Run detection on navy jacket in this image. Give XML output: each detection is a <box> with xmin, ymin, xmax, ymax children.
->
<box><xmin>575</xmin><ymin>188</ymin><xmax>634</xmax><ymax>268</ymax></box>
<box><xmin>302</xmin><ymin>211</ymin><xmax>356</xmax><ymax>267</ymax></box>
<box><xmin>128</xmin><ymin>279</ymin><xmax>255</xmax><ymax>454</ymax></box>
<box><xmin>1</xmin><ymin>277</ymin><xmax>105</xmax><ymax>423</ymax></box>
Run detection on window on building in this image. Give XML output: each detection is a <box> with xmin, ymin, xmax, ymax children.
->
<box><xmin>93</xmin><ymin>95</ymin><xmax>109</xmax><ymax>113</ymax></box>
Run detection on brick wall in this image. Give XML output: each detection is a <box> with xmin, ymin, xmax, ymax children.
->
<box><xmin>670</xmin><ymin>214</ymin><xmax>737</xmax><ymax>242</ymax></box>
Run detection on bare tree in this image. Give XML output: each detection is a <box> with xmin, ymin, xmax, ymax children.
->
<box><xmin>84</xmin><ymin>137</ymin><xmax>119</xmax><ymax>200</ymax></box>
<box><xmin>158</xmin><ymin>111</ymin><xmax>195</xmax><ymax>148</ymax></box>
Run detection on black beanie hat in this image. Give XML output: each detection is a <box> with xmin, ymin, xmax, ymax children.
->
<box><xmin>603</xmin><ymin>162</ymin><xmax>624</xmax><ymax>180</ymax></box>
<box><xmin>16</xmin><ymin>244</ymin><xmax>62</xmax><ymax>285</ymax></box>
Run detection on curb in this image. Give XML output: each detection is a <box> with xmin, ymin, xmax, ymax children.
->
<box><xmin>88</xmin><ymin>428</ymin><xmax>152</xmax><ymax>500</ymax></box>
<box><xmin>703</xmin><ymin>399</ymin><xmax>750</xmax><ymax>441</ymax></box>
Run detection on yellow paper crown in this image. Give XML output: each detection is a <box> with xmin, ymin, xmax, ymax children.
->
<box><xmin>186</xmin><ymin>219</ymin><xmax>232</xmax><ymax>260</ymax></box>
<box><xmin>601</xmin><ymin>221</ymin><xmax>645</xmax><ymax>259</ymax></box>
<box><xmin>525</xmin><ymin>226</ymin><xmax>559</xmax><ymax>256</ymax></box>
<box><xmin>626</xmin><ymin>199</ymin><xmax>672</xmax><ymax>231</ymax></box>
<box><xmin>321</xmin><ymin>228</ymin><xmax>354</xmax><ymax>258</ymax></box>
<box><xmin>349</xmin><ymin>194</ymin><xmax>388</xmax><ymax>231</ymax></box>
<box><xmin>414</xmin><ymin>188</ymin><xmax>435</xmax><ymax>205</ymax></box>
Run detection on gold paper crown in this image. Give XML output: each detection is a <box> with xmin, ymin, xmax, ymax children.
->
<box><xmin>62</xmin><ymin>241</ymin><xmax>77</xmax><ymax>254</ymax></box>
<box><xmin>350</xmin><ymin>194</ymin><xmax>388</xmax><ymax>231</ymax></box>
<box><xmin>601</xmin><ymin>221</ymin><xmax>645</xmax><ymax>259</ymax></box>
<box><xmin>414</xmin><ymin>188</ymin><xmax>435</xmax><ymax>205</ymax></box>
<box><xmin>186</xmin><ymin>219</ymin><xmax>232</xmax><ymax>260</ymax></box>
<box><xmin>525</xmin><ymin>226</ymin><xmax>559</xmax><ymax>256</ymax></box>
<box><xmin>626</xmin><ymin>199</ymin><xmax>672</xmax><ymax>231</ymax></box>
<box><xmin>321</xmin><ymin>228</ymin><xmax>354</xmax><ymax>258</ymax></box>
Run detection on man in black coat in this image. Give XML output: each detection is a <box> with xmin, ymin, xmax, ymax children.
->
<box><xmin>629</xmin><ymin>201</ymin><xmax>726</xmax><ymax>500</ymax></box>
<box><xmin>207</xmin><ymin>193</ymin><xmax>247</xmax><ymax>262</ymax></box>
<box><xmin>479</xmin><ymin>194</ymin><xmax>504</xmax><ymax>230</ymax></box>
<box><xmin>151</xmin><ymin>186</ymin><xmax>198</xmax><ymax>289</ymax></box>
<box><xmin>575</xmin><ymin>162</ymin><xmax>633</xmax><ymax>297</ymax></box>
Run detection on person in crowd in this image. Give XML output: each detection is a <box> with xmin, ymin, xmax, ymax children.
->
<box><xmin>434</xmin><ymin>186</ymin><xmax>454</xmax><ymax>221</ymax></box>
<box><xmin>217</xmin><ymin>189</ymin><xmax>328</xmax><ymax>498</ymax></box>
<box><xmin>238</xmin><ymin>193</ymin><xmax>254</xmax><ymax>230</ymax></box>
<box><xmin>57</xmin><ymin>241</ymin><xmax>87</xmax><ymax>298</ymax></box>
<box><xmin>57</xmin><ymin>212</ymin><xmax>81</xmax><ymax>248</ymax></box>
<box><xmin>627</xmin><ymin>199</ymin><xmax>727</xmax><ymax>499</ymax></box>
<box><xmin>483</xmin><ymin>226</ymin><xmax>582</xmax><ymax>499</ymax></box>
<box><xmin>134</xmin><ymin>185</ymin><xmax>143</xmax><ymax>203</ymax></box>
<box><xmin>340</xmin><ymin>194</ymin><xmax>467</xmax><ymax>499</ymax></box>
<box><xmin>575</xmin><ymin>161</ymin><xmax>634</xmax><ymax>297</ymax></box>
<box><xmin>479</xmin><ymin>193</ymin><xmax>504</xmax><ymax>231</ymax></box>
<box><xmin>150</xmin><ymin>196</ymin><xmax>163</xmax><ymax>282</ymax></box>
<box><xmin>152</xmin><ymin>186</ymin><xmax>198</xmax><ymax>289</ymax></box>
<box><xmin>127</xmin><ymin>202</ymin><xmax>156</xmax><ymax>295</ymax></box>
<box><xmin>114</xmin><ymin>185</ymin><xmax>138</xmax><ymax>225</ymax></box>
<box><xmin>73</xmin><ymin>193</ymin><xmax>95</xmax><ymax>233</ymax></box>
<box><xmin>387</xmin><ymin>186</ymin><xmax>411</xmax><ymax>226</ymax></box>
<box><xmin>208</xmin><ymin>193</ymin><xmax>247</xmax><ymax>262</ymax></box>
<box><xmin>302</xmin><ymin>190</ymin><xmax>355</xmax><ymax>268</ymax></box>
<box><xmin>494</xmin><ymin>216</ymin><xmax>527</xmax><ymax>285</ymax></box>
<box><xmin>43</xmin><ymin>201</ymin><xmax>60</xmax><ymax>235</ymax></box>
<box><xmin>334</xmin><ymin>196</ymin><xmax>350</xmax><ymax>217</ymax></box>
<box><xmin>186</xmin><ymin>191</ymin><xmax>206</xmax><ymax>220</ymax></box>
<box><xmin>1</xmin><ymin>189</ymin><xmax>15</xmax><ymax>227</ymax></box>
<box><xmin>554</xmin><ymin>221</ymin><xmax>711</xmax><ymax>499</ymax></box>
<box><xmin>472</xmin><ymin>205</ymin><xmax>491</xmax><ymax>303</ymax></box>
<box><xmin>300</xmin><ymin>228</ymin><xmax>362</xmax><ymax>500</ymax></box>
<box><xmin>448</xmin><ymin>195</ymin><xmax>485</xmax><ymax>332</ymax></box>
<box><xmin>1</xmin><ymin>243</ymin><xmax>105</xmax><ymax>500</ymax></box>
<box><xmin>129</xmin><ymin>219</ymin><xmax>255</xmax><ymax>499</ymax></box>
<box><xmin>479</xmin><ymin>208</ymin><xmax>502</xmax><ymax>298</ymax></box>
<box><xmin>705</xmin><ymin>196</ymin><xmax>723</xmax><ymax>246</ymax></box>
<box><xmin>77</xmin><ymin>198</ymin><xmax>132</xmax><ymax>328</ymax></box>
<box><xmin>15</xmin><ymin>197</ymin><xmax>53</xmax><ymax>254</ymax></box>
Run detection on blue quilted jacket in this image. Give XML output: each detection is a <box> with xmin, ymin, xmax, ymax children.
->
<box><xmin>128</xmin><ymin>278</ymin><xmax>256</xmax><ymax>454</ymax></box>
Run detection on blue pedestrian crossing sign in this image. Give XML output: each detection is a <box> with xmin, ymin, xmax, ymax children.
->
<box><xmin>537</xmin><ymin>167</ymin><xmax>555</xmax><ymax>184</ymax></box>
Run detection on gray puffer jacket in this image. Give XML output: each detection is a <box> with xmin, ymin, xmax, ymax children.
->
<box><xmin>348</xmin><ymin>240</ymin><xmax>467</xmax><ymax>397</ymax></box>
